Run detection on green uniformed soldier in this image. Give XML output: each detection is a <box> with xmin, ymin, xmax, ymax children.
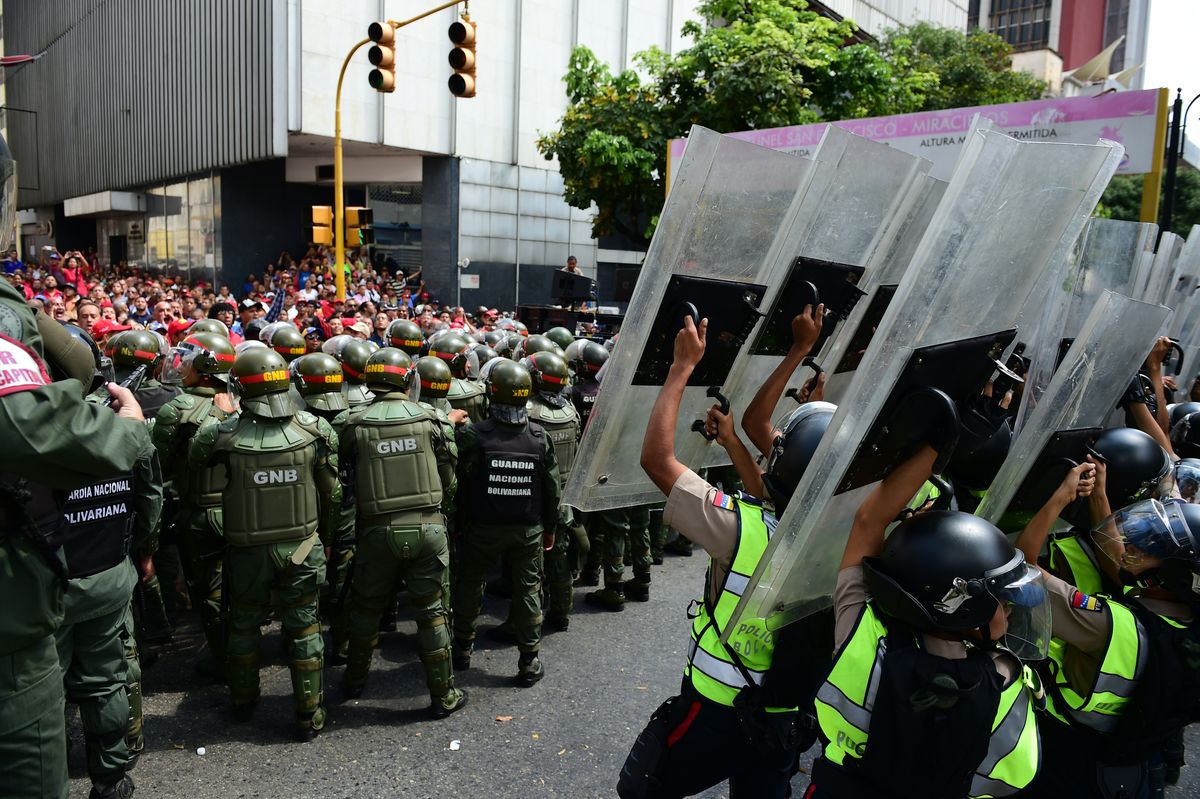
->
<box><xmin>152</xmin><ymin>331</ymin><xmax>237</xmax><ymax>678</ymax></box>
<box><xmin>522</xmin><ymin>351</ymin><xmax>580</xmax><ymax>629</ymax></box>
<box><xmin>336</xmin><ymin>347</ymin><xmax>468</xmax><ymax>717</ymax></box>
<box><xmin>58</xmin><ymin>378</ymin><xmax>162</xmax><ymax>799</ymax></box>
<box><xmin>0</xmin><ymin>274</ymin><xmax>151</xmax><ymax>799</ymax></box>
<box><xmin>386</xmin><ymin>319</ymin><xmax>425</xmax><ymax>358</ymax></box>
<box><xmin>430</xmin><ymin>332</ymin><xmax>488</xmax><ymax>423</ymax></box>
<box><xmin>452</xmin><ymin>360</ymin><xmax>560</xmax><ymax>686</ymax></box>
<box><xmin>512</xmin><ymin>333</ymin><xmax>560</xmax><ymax>362</ymax></box>
<box><xmin>103</xmin><ymin>329</ymin><xmax>180</xmax><ymax>417</ymax></box>
<box><xmin>289</xmin><ymin>353</ymin><xmax>355</xmax><ymax>641</ymax></box>
<box><xmin>188</xmin><ymin>348</ymin><xmax>341</xmax><ymax>740</ymax></box>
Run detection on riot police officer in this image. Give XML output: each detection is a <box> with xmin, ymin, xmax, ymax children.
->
<box><xmin>522</xmin><ymin>351</ymin><xmax>580</xmax><ymax>629</ymax></box>
<box><xmin>324</xmin><ymin>335</ymin><xmax>376</xmax><ymax>409</ymax></box>
<box><xmin>336</xmin><ymin>347</ymin><xmax>468</xmax><ymax>717</ymax></box>
<box><xmin>452</xmin><ymin>360</ymin><xmax>560</xmax><ymax>686</ymax></box>
<box><xmin>512</xmin><ymin>333</ymin><xmax>560</xmax><ymax>362</ymax></box>
<box><xmin>188</xmin><ymin>348</ymin><xmax>341</xmax><ymax>740</ymax></box>
<box><xmin>152</xmin><ymin>331</ymin><xmax>237</xmax><ymax>678</ymax></box>
<box><xmin>0</xmin><ymin>271</ymin><xmax>150</xmax><ymax>799</ymax></box>
<box><xmin>430</xmin><ymin>331</ymin><xmax>488</xmax><ymax>423</ymax></box>
<box><xmin>290</xmin><ymin>353</ymin><xmax>356</xmax><ymax>642</ymax></box>
<box><xmin>265</xmin><ymin>323</ymin><xmax>307</xmax><ymax>363</ymax></box>
<box><xmin>569</xmin><ymin>340</ymin><xmax>607</xmax><ymax>429</ymax></box>
<box><xmin>543</xmin><ymin>326</ymin><xmax>575</xmax><ymax>353</ymax></box>
<box><xmin>104</xmin><ymin>329</ymin><xmax>179</xmax><ymax>417</ymax></box>
<box><xmin>58</xmin><ymin>377</ymin><xmax>162</xmax><ymax>799</ymax></box>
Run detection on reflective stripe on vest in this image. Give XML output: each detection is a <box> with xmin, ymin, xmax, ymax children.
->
<box><xmin>814</xmin><ymin>604</ymin><xmax>1040</xmax><ymax>797</ymax></box>
<box><xmin>684</xmin><ymin>497</ymin><xmax>792</xmax><ymax>709</ymax></box>
<box><xmin>1045</xmin><ymin>599</ymin><xmax>1147</xmax><ymax>733</ymax></box>
<box><xmin>1047</xmin><ymin>534</ymin><xmax>1104</xmax><ymax>596</ymax></box>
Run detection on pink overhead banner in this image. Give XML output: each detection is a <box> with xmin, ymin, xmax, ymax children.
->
<box><xmin>667</xmin><ymin>88</ymin><xmax>1163</xmax><ymax>186</ymax></box>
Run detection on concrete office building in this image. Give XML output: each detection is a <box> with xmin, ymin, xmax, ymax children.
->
<box><xmin>2</xmin><ymin>0</ymin><xmax>967</xmax><ymax>307</ymax></box>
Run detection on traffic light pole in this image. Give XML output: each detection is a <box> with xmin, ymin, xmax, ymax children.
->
<box><xmin>333</xmin><ymin>0</ymin><xmax>471</xmax><ymax>302</ymax></box>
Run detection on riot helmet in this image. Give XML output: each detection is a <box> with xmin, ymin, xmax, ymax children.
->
<box><xmin>486</xmin><ymin>359</ymin><xmax>533</xmax><ymax>425</ymax></box>
<box><xmin>56</xmin><ymin>323</ymin><xmax>109</xmax><ymax>394</ymax></box>
<box><xmin>338</xmin><ymin>339</ymin><xmax>374</xmax><ymax>385</ymax></box>
<box><xmin>1094</xmin><ymin>499</ymin><xmax>1200</xmax><ymax>603</ymax></box>
<box><xmin>1175</xmin><ymin>459</ymin><xmax>1200</xmax><ymax>504</ymax></box>
<box><xmin>522</xmin><ymin>351</ymin><xmax>571</xmax><ymax>406</ymax></box>
<box><xmin>387</xmin><ymin>319</ymin><xmax>425</xmax><ymax>356</ymax></box>
<box><xmin>230</xmin><ymin>347</ymin><xmax>294</xmax><ymax>418</ymax></box>
<box><xmin>290</xmin><ymin>352</ymin><xmax>348</xmax><ymax>412</ymax></box>
<box><xmin>945</xmin><ymin>401</ymin><xmax>1012</xmax><ymax>494</ymax></box>
<box><xmin>190</xmin><ymin>318</ymin><xmax>230</xmax><ymax>339</ymax></box>
<box><xmin>265</xmin><ymin>324</ymin><xmax>307</xmax><ymax>362</ymax></box>
<box><xmin>1169</xmin><ymin>402</ymin><xmax>1200</xmax><ymax>431</ymax></box>
<box><xmin>863</xmin><ymin>511</ymin><xmax>1051</xmax><ymax>660</ymax></box>
<box><xmin>427</xmin><ymin>332</ymin><xmax>478</xmax><ymax>379</ymax></box>
<box><xmin>415</xmin><ymin>356</ymin><xmax>453</xmax><ymax>401</ymax></box>
<box><xmin>471</xmin><ymin>344</ymin><xmax>499</xmax><ymax>377</ymax></box>
<box><xmin>163</xmin><ymin>331</ymin><xmax>235</xmax><ymax>385</ymax></box>
<box><xmin>763</xmin><ymin>401</ymin><xmax>836</xmax><ymax>512</ymax></box>
<box><xmin>321</xmin><ymin>334</ymin><xmax>354</xmax><ymax>358</ymax></box>
<box><xmin>483</xmin><ymin>330</ymin><xmax>508</xmax><ymax>349</ymax></box>
<box><xmin>1172</xmin><ymin>412</ymin><xmax>1200</xmax><ymax>460</ymax></box>
<box><xmin>574</xmin><ymin>341</ymin><xmax>608</xmax><ymax>380</ymax></box>
<box><xmin>106</xmin><ymin>329</ymin><xmax>165</xmax><ymax>379</ymax></box>
<box><xmin>544</xmin><ymin>326</ymin><xmax>575</xmax><ymax>352</ymax></box>
<box><xmin>235</xmin><ymin>340</ymin><xmax>267</xmax><ymax>356</ymax></box>
<box><xmin>1093</xmin><ymin>427</ymin><xmax>1173</xmax><ymax>506</ymax></box>
<box><xmin>512</xmin><ymin>333</ymin><xmax>559</xmax><ymax>361</ymax></box>
<box><xmin>513</xmin><ymin>321</ymin><xmax>529</xmax><ymax>338</ymax></box>
<box><xmin>364</xmin><ymin>347</ymin><xmax>414</xmax><ymax>394</ymax></box>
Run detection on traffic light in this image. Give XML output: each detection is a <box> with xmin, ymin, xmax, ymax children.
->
<box><xmin>345</xmin><ymin>207</ymin><xmax>375</xmax><ymax>246</ymax></box>
<box><xmin>368</xmin><ymin>21</ymin><xmax>396</xmax><ymax>93</ymax></box>
<box><xmin>448</xmin><ymin>15</ymin><xmax>476</xmax><ymax>98</ymax></box>
<box><xmin>311</xmin><ymin>206</ymin><xmax>333</xmax><ymax>246</ymax></box>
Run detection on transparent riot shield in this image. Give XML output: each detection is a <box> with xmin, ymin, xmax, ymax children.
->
<box><xmin>1166</xmin><ymin>227</ymin><xmax>1200</xmax><ymax>338</ymax></box>
<box><xmin>697</xmin><ymin>126</ymin><xmax>933</xmax><ymax>468</ymax></box>
<box><xmin>726</xmin><ymin>123</ymin><xmax>1124</xmax><ymax>633</ymax></box>
<box><xmin>976</xmin><ymin>291</ymin><xmax>1168</xmax><ymax>532</ymax></box>
<box><xmin>1142</xmin><ymin>232</ymin><xmax>1185</xmax><ymax>306</ymax></box>
<box><xmin>1014</xmin><ymin>218</ymin><xmax>1160</xmax><ymax>435</ymax></box>
<box><xmin>817</xmin><ymin>176</ymin><xmax>948</xmax><ymax>407</ymax></box>
<box><xmin>561</xmin><ymin>126</ymin><xmax>819</xmax><ymax>512</ymax></box>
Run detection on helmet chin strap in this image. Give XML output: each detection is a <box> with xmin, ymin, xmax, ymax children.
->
<box><xmin>1120</xmin><ymin>567</ymin><xmax>1162</xmax><ymax>591</ymax></box>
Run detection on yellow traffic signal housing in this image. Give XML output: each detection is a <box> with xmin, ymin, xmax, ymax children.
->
<box><xmin>345</xmin><ymin>207</ymin><xmax>375</xmax><ymax>246</ymax></box>
<box><xmin>311</xmin><ymin>206</ymin><xmax>333</xmax><ymax>246</ymax></box>
<box><xmin>448</xmin><ymin>16</ymin><xmax>476</xmax><ymax>98</ymax></box>
<box><xmin>368</xmin><ymin>22</ymin><xmax>397</xmax><ymax>93</ymax></box>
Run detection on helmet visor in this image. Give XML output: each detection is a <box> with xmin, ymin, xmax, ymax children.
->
<box><xmin>986</xmin><ymin>557</ymin><xmax>1051</xmax><ymax>661</ymax></box>
<box><xmin>1094</xmin><ymin>499</ymin><xmax>1198</xmax><ymax>570</ymax></box>
<box><xmin>1176</xmin><ymin>461</ymin><xmax>1200</xmax><ymax>504</ymax></box>
<box><xmin>464</xmin><ymin>348</ymin><xmax>481</xmax><ymax>379</ymax></box>
<box><xmin>162</xmin><ymin>344</ymin><xmax>197</xmax><ymax>385</ymax></box>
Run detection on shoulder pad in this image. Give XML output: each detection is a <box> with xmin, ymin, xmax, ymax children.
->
<box><xmin>172</xmin><ymin>392</ymin><xmax>199</xmax><ymax>410</ymax></box>
<box><xmin>295</xmin><ymin>409</ymin><xmax>319</xmax><ymax>427</ymax></box>
<box><xmin>527</xmin><ymin>421</ymin><xmax>546</xmax><ymax>439</ymax></box>
<box><xmin>154</xmin><ymin>398</ymin><xmax>182</xmax><ymax>426</ymax></box>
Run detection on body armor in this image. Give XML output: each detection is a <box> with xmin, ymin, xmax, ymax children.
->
<box><xmin>61</xmin><ymin>473</ymin><xmax>134</xmax><ymax>578</ymax></box>
<box><xmin>447</xmin><ymin>378</ymin><xmax>487</xmax><ymax>423</ymax></box>
<box><xmin>527</xmin><ymin>397</ymin><xmax>579</xmax><ymax>484</ymax></box>
<box><xmin>468</xmin><ymin>419</ymin><xmax>545</xmax><ymax>525</ymax></box>
<box><xmin>350</xmin><ymin>398</ymin><xmax>443</xmax><ymax>519</ymax></box>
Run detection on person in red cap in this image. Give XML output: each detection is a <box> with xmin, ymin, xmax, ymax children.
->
<box><xmin>91</xmin><ymin>319</ymin><xmax>132</xmax><ymax>347</ymax></box>
<box><xmin>167</xmin><ymin>318</ymin><xmax>194</xmax><ymax>346</ymax></box>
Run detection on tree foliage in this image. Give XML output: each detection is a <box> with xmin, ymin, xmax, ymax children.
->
<box><xmin>537</xmin><ymin>1</ymin><xmax>1048</xmax><ymax>243</ymax></box>
<box><xmin>1098</xmin><ymin>169</ymin><xmax>1200</xmax><ymax>237</ymax></box>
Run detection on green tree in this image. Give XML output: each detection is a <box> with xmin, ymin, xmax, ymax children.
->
<box><xmin>875</xmin><ymin>22</ymin><xmax>1045</xmax><ymax>112</ymax></box>
<box><xmin>538</xmin><ymin>1</ymin><xmax>1046</xmax><ymax>243</ymax></box>
<box><xmin>1098</xmin><ymin>169</ymin><xmax>1200</xmax><ymax>236</ymax></box>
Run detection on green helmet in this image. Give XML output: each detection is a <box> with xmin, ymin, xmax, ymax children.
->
<box><xmin>415</xmin><ymin>356</ymin><xmax>453</xmax><ymax>401</ymax></box>
<box><xmin>266</xmin><ymin>324</ymin><xmax>307</xmax><ymax>362</ymax></box>
<box><xmin>290</xmin><ymin>352</ymin><xmax>348</xmax><ymax>412</ymax></box>
<box><xmin>486</xmin><ymin>359</ymin><xmax>533</xmax><ymax>424</ymax></box>
<box><xmin>575</xmin><ymin>340</ymin><xmax>609</xmax><ymax>378</ymax></box>
<box><xmin>514</xmin><ymin>321</ymin><xmax>529</xmax><ymax>337</ymax></box>
<box><xmin>164</xmin><ymin>331</ymin><xmax>235</xmax><ymax>384</ymax></box>
<box><xmin>387</xmin><ymin>319</ymin><xmax>425</xmax><ymax>356</ymax></box>
<box><xmin>512</xmin><ymin>333</ymin><xmax>559</xmax><ymax>361</ymax></box>
<box><xmin>544</xmin><ymin>326</ymin><xmax>575</xmax><ymax>352</ymax></box>
<box><xmin>473</xmin><ymin>344</ymin><xmax>499</xmax><ymax>370</ymax></box>
<box><xmin>364</xmin><ymin>347</ymin><xmax>414</xmax><ymax>393</ymax></box>
<box><xmin>492</xmin><ymin>333</ymin><xmax>515</xmax><ymax>358</ymax></box>
<box><xmin>189</xmin><ymin>318</ymin><xmax>230</xmax><ymax>338</ymax></box>
<box><xmin>427</xmin><ymin>331</ymin><xmax>476</xmax><ymax>378</ymax></box>
<box><xmin>106</xmin><ymin>329</ymin><xmax>165</xmax><ymax>373</ymax></box>
<box><xmin>483</xmin><ymin>330</ymin><xmax>507</xmax><ymax>349</ymax></box>
<box><xmin>338</xmin><ymin>339</ymin><xmax>374</xmax><ymax>384</ymax></box>
<box><xmin>232</xmin><ymin>347</ymin><xmax>294</xmax><ymax>418</ymax></box>
<box><xmin>522</xmin><ymin>350</ymin><xmax>571</xmax><ymax>396</ymax></box>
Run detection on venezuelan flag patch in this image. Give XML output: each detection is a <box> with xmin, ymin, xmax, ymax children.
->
<box><xmin>711</xmin><ymin>491</ymin><xmax>735</xmax><ymax>511</ymax></box>
<box><xmin>1070</xmin><ymin>590</ymin><xmax>1103</xmax><ymax>612</ymax></box>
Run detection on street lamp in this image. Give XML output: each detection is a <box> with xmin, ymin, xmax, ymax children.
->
<box><xmin>1163</xmin><ymin>88</ymin><xmax>1200</xmax><ymax>234</ymax></box>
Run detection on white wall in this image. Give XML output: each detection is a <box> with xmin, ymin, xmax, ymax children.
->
<box><xmin>823</xmin><ymin>0</ymin><xmax>968</xmax><ymax>35</ymax></box>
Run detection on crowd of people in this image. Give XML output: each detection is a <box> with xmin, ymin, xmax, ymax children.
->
<box><xmin>6</xmin><ymin>239</ymin><xmax>1200</xmax><ymax>799</ymax></box>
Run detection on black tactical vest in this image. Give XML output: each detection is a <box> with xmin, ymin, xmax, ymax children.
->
<box><xmin>60</xmin><ymin>473</ymin><xmax>134</xmax><ymax>578</ymax></box>
<box><xmin>469</xmin><ymin>418</ymin><xmax>544</xmax><ymax>525</ymax></box>
<box><xmin>571</xmin><ymin>379</ymin><xmax>600</xmax><ymax>428</ymax></box>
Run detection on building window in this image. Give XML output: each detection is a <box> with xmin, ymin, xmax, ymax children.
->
<box><xmin>989</xmin><ymin>0</ymin><xmax>1052</xmax><ymax>52</ymax></box>
<box><xmin>1105</xmin><ymin>0</ymin><xmax>1131</xmax><ymax>71</ymax></box>
<box><xmin>968</xmin><ymin>0</ymin><xmax>980</xmax><ymax>29</ymax></box>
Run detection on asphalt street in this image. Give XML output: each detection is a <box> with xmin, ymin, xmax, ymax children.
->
<box><xmin>67</xmin><ymin>551</ymin><xmax>1200</xmax><ymax>799</ymax></box>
